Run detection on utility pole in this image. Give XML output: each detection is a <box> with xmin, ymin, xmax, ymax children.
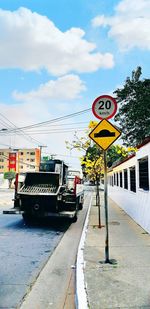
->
<box><xmin>38</xmin><ymin>145</ymin><xmax>47</xmax><ymax>163</ymax></box>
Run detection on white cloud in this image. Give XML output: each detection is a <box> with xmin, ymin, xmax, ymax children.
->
<box><xmin>0</xmin><ymin>7</ymin><xmax>114</xmax><ymax>75</ymax></box>
<box><xmin>12</xmin><ymin>74</ymin><xmax>86</xmax><ymax>102</ymax></box>
<box><xmin>91</xmin><ymin>0</ymin><xmax>150</xmax><ymax>51</ymax></box>
<box><xmin>0</xmin><ymin>102</ymin><xmax>51</xmax><ymax>128</ymax></box>
<box><xmin>92</xmin><ymin>15</ymin><xmax>109</xmax><ymax>28</ymax></box>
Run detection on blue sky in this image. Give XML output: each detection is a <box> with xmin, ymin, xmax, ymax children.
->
<box><xmin>0</xmin><ymin>0</ymin><xmax>149</xmax><ymax>168</ymax></box>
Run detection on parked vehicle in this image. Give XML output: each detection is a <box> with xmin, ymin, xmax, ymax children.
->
<box><xmin>12</xmin><ymin>159</ymin><xmax>84</xmax><ymax>223</ymax></box>
<box><xmin>66</xmin><ymin>169</ymin><xmax>84</xmax><ymax>210</ymax></box>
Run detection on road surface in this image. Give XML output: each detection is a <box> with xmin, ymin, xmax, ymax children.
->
<box><xmin>0</xmin><ymin>187</ymin><xmax>94</xmax><ymax>308</ymax></box>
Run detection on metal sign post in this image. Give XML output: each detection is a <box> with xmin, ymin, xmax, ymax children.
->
<box><xmin>90</xmin><ymin>94</ymin><xmax>121</xmax><ymax>264</ymax></box>
<box><xmin>104</xmin><ymin>150</ymin><xmax>109</xmax><ymax>263</ymax></box>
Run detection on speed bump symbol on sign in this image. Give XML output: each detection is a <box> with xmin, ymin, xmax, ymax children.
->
<box><xmin>89</xmin><ymin>119</ymin><xmax>121</xmax><ymax>151</ymax></box>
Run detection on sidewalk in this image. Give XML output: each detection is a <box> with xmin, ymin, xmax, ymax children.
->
<box><xmin>81</xmin><ymin>192</ymin><xmax>150</xmax><ymax>308</ymax></box>
<box><xmin>0</xmin><ymin>188</ymin><xmax>14</xmax><ymax>210</ymax></box>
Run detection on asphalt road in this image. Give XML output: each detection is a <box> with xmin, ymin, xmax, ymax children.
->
<box><xmin>0</xmin><ymin>187</ymin><xmax>94</xmax><ymax>309</ymax></box>
<box><xmin>20</xmin><ymin>189</ymin><xmax>93</xmax><ymax>309</ymax></box>
<box><xmin>0</xmin><ymin>191</ymin><xmax>70</xmax><ymax>308</ymax></box>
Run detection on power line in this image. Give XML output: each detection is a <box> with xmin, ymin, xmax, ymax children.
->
<box><xmin>0</xmin><ymin>142</ymin><xmax>12</xmax><ymax>147</ymax></box>
<box><xmin>39</xmin><ymin>121</ymin><xmax>88</xmax><ymax>127</ymax></box>
<box><xmin>1</xmin><ymin>108</ymin><xmax>91</xmax><ymax>133</ymax></box>
<box><xmin>24</xmin><ymin>121</ymin><xmax>89</xmax><ymax>131</ymax></box>
<box><xmin>0</xmin><ymin>112</ymin><xmax>45</xmax><ymax>146</ymax></box>
<box><xmin>0</xmin><ymin>128</ymin><xmax>87</xmax><ymax>135</ymax></box>
<box><xmin>42</xmin><ymin>151</ymin><xmax>81</xmax><ymax>159</ymax></box>
<box><xmin>1</xmin><ymin>154</ymin><xmax>39</xmax><ymax>169</ymax></box>
<box><xmin>0</xmin><ymin>152</ymin><xmax>80</xmax><ymax>170</ymax></box>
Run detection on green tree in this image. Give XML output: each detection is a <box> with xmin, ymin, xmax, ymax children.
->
<box><xmin>107</xmin><ymin>144</ymin><xmax>136</xmax><ymax>167</ymax></box>
<box><xmin>66</xmin><ymin>124</ymin><xmax>136</xmax><ymax>228</ymax></box>
<box><xmin>114</xmin><ymin>66</ymin><xmax>150</xmax><ymax>146</ymax></box>
<box><xmin>66</xmin><ymin>125</ymin><xmax>103</xmax><ymax>182</ymax></box>
<box><xmin>4</xmin><ymin>171</ymin><xmax>16</xmax><ymax>189</ymax></box>
<box><xmin>66</xmin><ymin>127</ymin><xmax>104</xmax><ymax>227</ymax></box>
<box><xmin>66</xmin><ymin>122</ymin><xmax>136</xmax><ymax>174</ymax></box>
<box><xmin>81</xmin><ymin>147</ymin><xmax>104</xmax><ymax>183</ymax></box>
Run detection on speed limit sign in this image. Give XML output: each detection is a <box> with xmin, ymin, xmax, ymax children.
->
<box><xmin>92</xmin><ymin>95</ymin><xmax>117</xmax><ymax>120</ymax></box>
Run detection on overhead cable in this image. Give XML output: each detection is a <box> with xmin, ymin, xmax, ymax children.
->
<box><xmin>0</xmin><ymin>112</ymin><xmax>45</xmax><ymax>146</ymax></box>
<box><xmin>1</xmin><ymin>108</ymin><xmax>91</xmax><ymax>133</ymax></box>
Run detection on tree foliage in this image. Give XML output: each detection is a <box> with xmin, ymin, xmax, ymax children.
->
<box><xmin>66</xmin><ymin>126</ymin><xmax>104</xmax><ymax>182</ymax></box>
<box><xmin>4</xmin><ymin>171</ymin><xmax>16</xmax><ymax>188</ymax></box>
<box><xmin>81</xmin><ymin>155</ymin><xmax>104</xmax><ymax>183</ymax></box>
<box><xmin>114</xmin><ymin>66</ymin><xmax>150</xmax><ymax>147</ymax></box>
<box><xmin>107</xmin><ymin>144</ymin><xmax>136</xmax><ymax>167</ymax></box>
<box><xmin>66</xmin><ymin>121</ymin><xmax>136</xmax><ymax>182</ymax></box>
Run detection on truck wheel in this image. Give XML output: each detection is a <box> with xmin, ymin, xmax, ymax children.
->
<box><xmin>22</xmin><ymin>213</ymin><xmax>33</xmax><ymax>225</ymax></box>
<box><xmin>72</xmin><ymin>213</ymin><xmax>78</xmax><ymax>223</ymax></box>
<box><xmin>78</xmin><ymin>202</ymin><xmax>83</xmax><ymax>210</ymax></box>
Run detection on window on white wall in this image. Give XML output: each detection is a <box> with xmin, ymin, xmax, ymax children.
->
<box><xmin>120</xmin><ymin>171</ymin><xmax>123</xmax><ymax>187</ymax></box>
<box><xmin>138</xmin><ymin>157</ymin><xmax>149</xmax><ymax>191</ymax></box>
<box><xmin>116</xmin><ymin>172</ymin><xmax>119</xmax><ymax>186</ymax></box>
<box><xmin>114</xmin><ymin>173</ymin><xmax>116</xmax><ymax>185</ymax></box>
<box><xmin>112</xmin><ymin>175</ymin><xmax>114</xmax><ymax>186</ymax></box>
<box><xmin>124</xmin><ymin>169</ymin><xmax>128</xmax><ymax>189</ymax></box>
<box><xmin>130</xmin><ymin>166</ymin><xmax>136</xmax><ymax>192</ymax></box>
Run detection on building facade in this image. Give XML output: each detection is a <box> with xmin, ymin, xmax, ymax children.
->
<box><xmin>0</xmin><ymin>148</ymin><xmax>41</xmax><ymax>173</ymax></box>
<box><xmin>108</xmin><ymin>139</ymin><xmax>150</xmax><ymax>233</ymax></box>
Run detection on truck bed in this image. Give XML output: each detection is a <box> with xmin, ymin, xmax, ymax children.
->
<box><xmin>19</xmin><ymin>184</ymin><xmax>58</xmax><ymax>194</ymax></box>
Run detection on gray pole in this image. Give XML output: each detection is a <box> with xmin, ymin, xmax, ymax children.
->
<box><xmin>38</xmin><ymin>145</ymin><xmax>47</xmax><ymax>163</ymax></box>
<box><xmin>96</xmin><ymin>175</ymin><xmax>101</xmax><ymax>228</ymax></box>
<box><xmin>104</xmin><ymin>150</ymin><xmax>110</xmax><ymax>263</ymax></box>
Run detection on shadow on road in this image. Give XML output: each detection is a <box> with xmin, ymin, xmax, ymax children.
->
<box><xmin>3</xmin><ymin>215</ymin><xmax>71</xmax><ymax>233</ymax></box>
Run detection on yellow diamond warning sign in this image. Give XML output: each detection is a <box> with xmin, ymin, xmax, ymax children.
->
<box><xmin>89</xmin><ymin>119</ymin><xmax>121</xmax><ymax>151</ymax></box>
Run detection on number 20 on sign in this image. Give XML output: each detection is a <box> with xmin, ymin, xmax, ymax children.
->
<box><xmin>92</xmin><ymin>95</ymin><xmax>117</xmax><ymax>120</ymax></box>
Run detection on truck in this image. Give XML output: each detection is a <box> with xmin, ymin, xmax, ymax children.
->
<box><xmin>12</xmin><ymin>159</ymin><xmax>84</xmax><ymax>224</ymax></box>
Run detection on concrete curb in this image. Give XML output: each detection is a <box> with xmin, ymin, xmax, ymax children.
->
<box><xmin>75</xmin><ymin>195</ymin><xmax>93</xmax><ymax>309</ymax></box>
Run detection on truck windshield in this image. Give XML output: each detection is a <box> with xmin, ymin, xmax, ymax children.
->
<box><xmin>39</xmin><ymin>161</ymin><xmax>55</xmax><ymax>172</ymax></box>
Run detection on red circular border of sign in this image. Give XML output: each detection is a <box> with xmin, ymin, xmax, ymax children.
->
<box><xmin>92</xmin><ymin>95</ymin><xmax>117</xmax><ymax>120</ymax></box>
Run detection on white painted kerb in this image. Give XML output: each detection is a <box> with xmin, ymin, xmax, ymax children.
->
<box><xmin>76</xmin><ymin>195</ymin><xmax>93</xmax><ymax>309</ymax></box>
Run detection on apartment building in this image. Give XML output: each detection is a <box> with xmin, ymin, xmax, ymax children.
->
<box><xmin>0</xmin><ymin>148</ymin><xmax>41</xmax><ymax>173</ymax></box>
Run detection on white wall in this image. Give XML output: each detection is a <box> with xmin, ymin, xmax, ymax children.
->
<box><xmin>108</xmin><ymin>142</ymin><xmax>150</xmax><ymax>233</ymax></box>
